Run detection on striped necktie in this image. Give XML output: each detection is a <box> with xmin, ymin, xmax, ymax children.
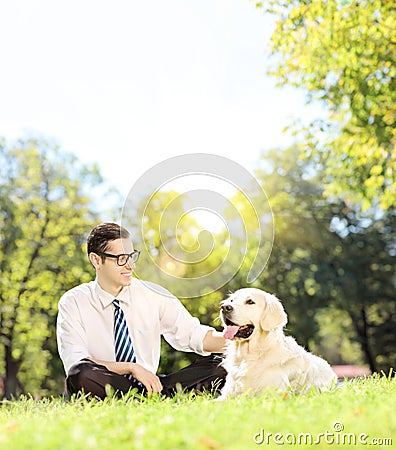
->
<box><xmin>113</xmin><ymin>299</ymin><xmax>136</xmax><ymax>364</ymax></box>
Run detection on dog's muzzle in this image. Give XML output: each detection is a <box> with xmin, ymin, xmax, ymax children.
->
<box><xmin>221</xmin><ymin>305</ymin><xmax>255</xmax><ymax>340</ymax></box>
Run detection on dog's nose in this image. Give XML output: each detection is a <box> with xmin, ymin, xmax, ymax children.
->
<box><xmin>221</xmin><ymin>304</ymin><xmax>233</xmax><ymax>313</ymax></box>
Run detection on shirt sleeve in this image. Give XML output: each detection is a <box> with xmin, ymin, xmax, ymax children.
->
<box><xmin>56</xmin><ymin>292</ymin><xmax>90</xmax><ymax>375</ymax></box>
<box><xmin>156</xmin><ymin>287</ymin><xmax>213</xmax><ymax>356</ymax></box>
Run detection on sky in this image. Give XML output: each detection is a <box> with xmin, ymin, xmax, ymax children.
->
<box><xmin>0</xmin><ymin>0</ymin><xmax>324</xmax><ymax>202</ymax></box>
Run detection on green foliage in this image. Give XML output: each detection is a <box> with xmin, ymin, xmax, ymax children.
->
<box><xmin>0</xmin><ymin>137</ymin><xmax>106</xmax><ymax>398</ymax></box>
<box><xmin>126</xmin><ymin>189</ymin><xmax>231</xmax><ymax>307</ymax></box>
<box><xmin>311</xmin><ymin>307</ymin><xmax>366</xmax><ymax>366</ymax></box>
<box><xmin>226</xmin><ymin>146</ymin><xmax>395</xmax><ymax>371</ymax></box>
<box><xmin>0</xmin><ymin>374</ymin><xmax>395</xmax><ymax>449</ymax></box>
<box><xmin>124</xmin><ymin>189</ymin><xmax>240</xmax><ymax>299</ymax></box>
<box><xmin>259</xmin><ymin>0</ymin><xmax>396</xmax><ymax>209</ymax></box>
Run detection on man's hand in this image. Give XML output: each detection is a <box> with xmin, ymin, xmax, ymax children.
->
<box><xmin>130</xmin><ymin>363</ymin><xmax>163</xmax><ymax>393</ymax></box>
<box><xmin>203</xmin><ymin>329</ymin><xmax>227</xmax><ymax>353</ymax></box>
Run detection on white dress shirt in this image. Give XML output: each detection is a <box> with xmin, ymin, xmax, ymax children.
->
<box><xmin>57</xmin><ymin>278</ymin><xmax>212</xmax><ymax>375</ymax></box>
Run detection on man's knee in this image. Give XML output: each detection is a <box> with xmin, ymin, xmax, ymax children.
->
<box><xmin>209</xmin><ymin>355</ymin><xmax>226</xmax><ymax>375</ymax></box>
<box><xmin>67</xmin><ymin>359</ymin><xmax>93</xmax><ymax>380</ymax></box>
<box><xmin>196</xmin><ymin>354</ymin><xmax>227</xmax><ymax>378</ymax></box>
<box><xmin>66</xmin><ymin>359</ymin><xmax>103</xmax><ymax>395</ymax></box>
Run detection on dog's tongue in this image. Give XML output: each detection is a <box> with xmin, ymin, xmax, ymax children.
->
<box><xmin>223</xmin><ymin>325</ymin><xmax>239</xmax><ymax>340</ymax></box>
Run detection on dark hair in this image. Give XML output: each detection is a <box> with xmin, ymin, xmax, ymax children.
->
<box><xmin>87</xmin><ymin>223</ymin><xmax>130</xmax><ymax>256</ymax></box>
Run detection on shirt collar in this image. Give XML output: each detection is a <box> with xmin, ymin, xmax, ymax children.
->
<box><xmin>94</xmin><ymin>279</ymin><xmax>131</xmax><ymax>308</ymax></box>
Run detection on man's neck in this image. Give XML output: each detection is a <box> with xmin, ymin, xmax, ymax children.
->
<box><xmin>96</xmin><ymin>278</ymin><xmax>123</xmax><ymax>298</ymax></box>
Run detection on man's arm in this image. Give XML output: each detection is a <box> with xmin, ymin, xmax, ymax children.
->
<box><xmin>86</xmin><ymin>357</ymin><xmax>163</xmax><ymax>393</ymax></box>
<box><xmin>202</xmin><ymin>329</ymin><xmax>227</xmax><ymax>353</ymax></box>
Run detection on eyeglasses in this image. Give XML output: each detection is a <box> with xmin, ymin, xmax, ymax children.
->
<box><xmin>96</xmin><ymin>250</ymin><xmax>140</xmax><ymax>266</ymax></box>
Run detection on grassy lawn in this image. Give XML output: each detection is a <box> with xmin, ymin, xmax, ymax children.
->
<box><xmin>0</xmin><ymin>373</ymin><xmax>395</xmax><ymax>450</ymax></box>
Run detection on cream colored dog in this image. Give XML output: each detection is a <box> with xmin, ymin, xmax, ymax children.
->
<box><xmin>218</xmin><ymin>288</ymin><xmax>337</xmax><ymax>400</ymax></box>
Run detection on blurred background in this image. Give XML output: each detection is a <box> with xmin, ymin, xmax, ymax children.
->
<box><xmin>0</xmin><ymin>0</ymin><xmax>394</xmax><ymax>398</ymax></box>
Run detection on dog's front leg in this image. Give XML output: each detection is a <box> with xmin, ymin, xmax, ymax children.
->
<box><xmin>215</xmin><ymin>374</ymin><xmax>243</xmax><ymax>401</ymax></box>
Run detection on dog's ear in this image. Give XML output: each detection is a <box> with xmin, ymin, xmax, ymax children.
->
<box><xmin>260</xmin><ymin>294</ymin><xmax>288</xmax><ymax>331</ymax></box>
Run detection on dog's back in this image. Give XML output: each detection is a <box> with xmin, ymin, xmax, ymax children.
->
<box><xmin>220</xmin><ymin>333</ymin><xmax>336</xmax><ymax>399</ymax></box>
<box><xmin>282</xmin><ymin>336</ymin><xmax>337</xmax><ymax>392</ymax></box>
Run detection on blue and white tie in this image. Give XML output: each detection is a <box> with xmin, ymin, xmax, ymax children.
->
<box><xmin>113</xmin><ymin>299</ymin><xmax>136</xmax><ymax>375</ymax></box>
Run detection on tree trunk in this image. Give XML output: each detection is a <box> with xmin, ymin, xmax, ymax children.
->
<box><xmin>4</xmin><ymin>344</ymin><xmax>21</xmax><ymax>399</ymax></box>
<box><xmin>351</xmin><ymin>307</ymin><xmax>378</xmax><ymax>374</ymax></box>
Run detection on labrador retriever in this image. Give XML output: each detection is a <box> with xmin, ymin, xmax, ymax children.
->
<box><xmin>218</xmin><ymin>288</ymin><xmax>337</xmax><ymax>399</ymax></box>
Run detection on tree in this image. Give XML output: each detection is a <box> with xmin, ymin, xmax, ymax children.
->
<box><xmin>0</xmin><ymin>137</ymin><xmax>106</xmax><ymax>398</ymax></box>
<box><xmin>258</xmin><ymin>0</ymin><xmax>396</xmax><ymax>209</ymax></box>
<box><xmin>320</xmin><ymin>201</ymin><xmax>396</xmax><ymax>372</ymax></box>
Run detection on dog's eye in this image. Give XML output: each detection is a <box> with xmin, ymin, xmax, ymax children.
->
<box><xmin>245</xmin><ymin>299</ymin><xmax>255</xmax><ymax>305</ymax></box>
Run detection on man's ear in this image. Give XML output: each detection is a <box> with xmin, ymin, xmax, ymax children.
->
<box><xmin>260</xmin><ymin>294</ymin><xmax>288</xmax><ymax>331</ymax></box>
<box><xmin>89</xmin><ymin>252</ymin><xmax>102</xmax><ymax>270</ymax></box>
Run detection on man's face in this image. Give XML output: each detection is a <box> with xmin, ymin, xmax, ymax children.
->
<box><xmin>95</xmin><ymin>238</ymin><xmax>136</xmax><ymax>294</ymax></box>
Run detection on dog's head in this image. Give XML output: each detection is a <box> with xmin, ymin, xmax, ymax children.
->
<box><xmin>220</xmin><ymin>288</ymin><xmax>288</xmax><ymax>340</ymax></box>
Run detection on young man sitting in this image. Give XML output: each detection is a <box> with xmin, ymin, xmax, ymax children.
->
<box><xmin>56</xmin><ymin>222</ymin><xmax>226</xmax><ymax>399</ymax></box>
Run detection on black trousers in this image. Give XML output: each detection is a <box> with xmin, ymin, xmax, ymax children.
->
<box><xmin>66</xmin><ymin>355</ymin><xmax>226</xmax><ymax>400</ymax></box>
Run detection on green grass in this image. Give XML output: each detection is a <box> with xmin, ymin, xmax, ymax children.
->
<box><xmin>1</xmin><ymin>373</ymin><xmax>395</xmax><ymax>450</ymax></box>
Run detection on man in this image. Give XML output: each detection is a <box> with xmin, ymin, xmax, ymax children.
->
<box><xmin>57</xmin><ymin>222</ymin><xmax>227</xmax><ymax>399</ymax></box>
